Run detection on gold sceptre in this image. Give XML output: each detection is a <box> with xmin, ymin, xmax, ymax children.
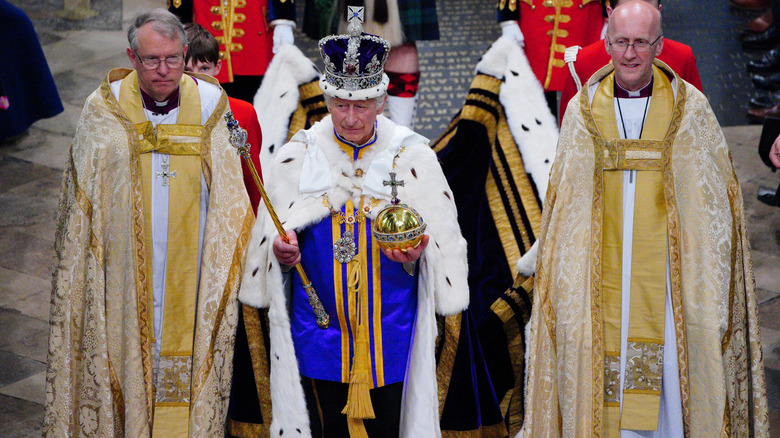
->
<box><xmin>225</xmin><ymin>112</ymin><xmax>330</xmax><ymax>329</ymax></box>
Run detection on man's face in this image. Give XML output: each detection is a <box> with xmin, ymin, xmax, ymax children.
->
<box><xmin>126</xmin><ymin>24</ymin><xmax>186</xmax><ymax>101</ymax></box>
<box><xmin>185</xmin><ymin>58</ymin><xmax>221</xmax><ymax>77</ymax></box>
<box><xmin>606</xmin><ymin>5</ymin><xmax>663</xmax><ymax>91</ymax></box>
<box><xmin>328</xmin><ymin>97</ymin><xmax>383</xmax><ymax>145</ymax></box>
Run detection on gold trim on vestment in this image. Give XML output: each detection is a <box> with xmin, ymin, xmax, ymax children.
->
<box><xmin>722</xmin><ymin>177</ymin><xmax>739</xmax><ymax>356</ymax></box>
<box><xmin>100</xmin><ymin>71</ymin><xmax>156</xmax><ymax>422</ymax></box>
<box><xmin>160</xmin><ymin>152</ymin><xmax>201</xmax><ymax>356</ymax></box>
<box><xmin>332</xmin><ymin>212</ymin><xmax>350</xmax><ymax>382</ymax></box>
<box><xmin>488</xmin><ymin>118</ymin><xmax>535</xmax><ymax>275</ymax></box>
<box><xmin>436</xmin><ymin>314</ymin><xmax>461</xmax><ymax>419</ymax></box>
<box><xmin>535</xmin><ymin>182</ymin><xmax>558</xmax><ymax>351</ymax></box>
<box><xmin>288</xmin><ymin>79</ymin><xmax>328</xmax><ymax>140</ymax></box>
<box><xmin>660</xmin><ymin>79</ymin><xmax>690</xmax><ymax>438</ymax></box>
<box><xmin>371</xmin><ymin>232</ymin><xmax>385</xmax><ymax>387</ymax></box>
<box><xmin>192</xmin><ymin>208</ymin><xmax>253</xmax><ymax>400</ymax></box>
<box><xmin>431</xmin><ymin>76</ymin><xmax>501</xmax><ymax>155</ymax></box>
<box><xmin>588</xmin><ymin>116</ymin><xmax>606</xmax><ymax>438</ymax></box>
<box><xmin>242</xmin><ymin>305</ymin><xmax>273</xmax><ymax>428</ymax></box>
<box><xmin>579</xmin><ymin>60</ymin><xmax>690</xmax><ymax>437</ymax></box>
<box><xmin>491</xmin><ymin>274</ymin><xmax>534</xmax><ymax>436</ymax></box>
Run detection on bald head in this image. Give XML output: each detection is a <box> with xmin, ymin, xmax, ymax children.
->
<box><xmin>606</xmin><ymin>1</ymin><xmax>664</xmax><ymax>91</ymax></box>
<box><xmin>609</xmin><ymin>1</ymin><xmax>663</xmax><ymax>37</ymax></box>
<box><xmin>609</xmin><ymin>0</ymin><xmax>660</xmax><ymax>9</ymax></box>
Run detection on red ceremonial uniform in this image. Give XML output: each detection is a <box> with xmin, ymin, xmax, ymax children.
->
<box><xmin>229</xmin><ymin>96</ymin><xmax>263</xmax><ymax>211</ymax></box>
<box><xmin>559</xmin><ymin>38</ymin><xmax>702</xmax><ymax>121</ymax></box>
<box><xmin>194</xmin><ymin>0</ymin><xmax>274</xmax><ymax>83</ymax></box>
<box><xmin>503</xmin><ymin>0</ymin><xmax>604</xmax><ymax>91</ymax></box>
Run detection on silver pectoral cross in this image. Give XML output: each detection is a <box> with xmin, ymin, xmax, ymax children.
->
<box><xmin>383</xmin><ymin>171</ymin><xmax>404</xmax><ymax>204</ymax></box>
<box><xmin>155</xmin><ymin>161</ymin><xmax>176</xmax><ymax>186</ymax></box>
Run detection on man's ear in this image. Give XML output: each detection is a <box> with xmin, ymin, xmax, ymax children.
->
<box><xmin>214</xmin><ymin>59</ymin><xmax>222</xmax><ymax>76</ymax></box>
<box><xmin>376</xmin><ymin>95</ymin><xmax>388</xmax><ymax>114</ymax></box>
<box><xmin>127</xmin><ymin>48</ymin><xmax>137</xmax><ymax>68</ymax></box>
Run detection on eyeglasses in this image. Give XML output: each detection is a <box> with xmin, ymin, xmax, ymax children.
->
<box><xmin>607</xmin><ymin>35</ymin><xmax>663</xmax><ymax>52</ymax></box>
<box><xmin>134</xmin><ymin>51</ymin><xmax>185</xmax><ymax>70</ymax></box>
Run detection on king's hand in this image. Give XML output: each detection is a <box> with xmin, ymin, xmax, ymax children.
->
<box><xmin>273</xmin><ymin>230</ymin><xmax>301</xmax><ymax>266</ymax></box>
<box><xmin>383</xmin><ymin>234</ymin><xmax>429</xmax><ymax>263</ymax></box>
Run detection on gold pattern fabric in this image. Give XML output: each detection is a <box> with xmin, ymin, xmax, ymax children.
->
<box><xmin>591</xmin><ymin>66</ymin><xmax>673</xmax><ymax>433</ymax></box>
<box><xmin>523</xmin><ymin>60</ymin><xmax>770</xmax><ymax>437</ymax></box>
<box><xmin>43</xmin><ymin>68</ymin><xmax>252</xmax><ymax>437</ymax></box>
<box><xmin>623</xmin><ymin>341</ymin><xmax>663</xmax><ymax>393</ymax></box>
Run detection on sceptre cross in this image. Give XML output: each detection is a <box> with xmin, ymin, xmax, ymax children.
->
<box><xmin>155</xmin><ymin>162</ymin><xmax>176</xmax><ymax>186</ymax></box>
<box><xmin>383</xmin><ymin>171</ymin><xmax>404</xmax><ymax>204</ymax></box>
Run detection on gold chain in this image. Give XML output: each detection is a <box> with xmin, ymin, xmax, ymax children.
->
<box><xmin>322</xmin><ymin>196</ymin><xmax>380</xmax><ymax>224</ymax></box>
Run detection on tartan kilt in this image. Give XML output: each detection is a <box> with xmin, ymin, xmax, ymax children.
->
<box><xmin>398</xmin><ymin>0</ymin><xmax>439</xmax><ymax>41</ymax></box>
<box><xmin>303</xmin><ymin>0</ymin><xmax>439</xmax><ymax>42</ymax></box>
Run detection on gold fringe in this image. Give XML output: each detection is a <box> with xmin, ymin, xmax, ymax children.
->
<box><xmin>346</xmin><ymin>417</ymin><xmax>370</xmax><ymax>438</ymax></box>
<box><xmin>342</xmin><ymin>326</ymin><xmax>376</xmax><ymax>419</ymax></box>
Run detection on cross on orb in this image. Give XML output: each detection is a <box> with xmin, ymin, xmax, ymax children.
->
<box><xmin>383</xmin><ymin>171</ymin><xmax>405</xmax><ymax>204</ymax></box>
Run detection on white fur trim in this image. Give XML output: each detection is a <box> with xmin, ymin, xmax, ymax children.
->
<box><xmin>515</xmin><ymin>240</ymin><xmax>538</xmax><ymax>276</ymax></box>
<box><xmin>475</xmin><ymin>36</ymin><xmax>517</xmax><ymax>79</ymax></box>
<box><xmin>493</xmin><ymin>40</ymin><xmax>557</xmax><ymax>203</ymax></box>
<box><xmin>400</xmin><ymin>250</ymin><xmax>441</xmax><ymax>437</ymax></box>
<box><xmin>253</xmin><ymin>45</ymin><xmax>320</xmax><ymax>172</ymax></box>
<box><xmin>363</xmin><ymin>124</ymin><xmax>428</xmax><ymax>199</ymax></box>
<box><xmin>319</xmin><ymin>73</ymin><xmax>390</xmax><ymax>100</ymax></box>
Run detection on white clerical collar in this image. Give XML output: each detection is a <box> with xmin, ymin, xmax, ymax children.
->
<box><xmin>615</xmin><ymin>77</ymin><xmax>653</xmax><ymax>98</ymax></box>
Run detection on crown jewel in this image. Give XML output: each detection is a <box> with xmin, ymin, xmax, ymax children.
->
<box><xmin>318</xmin><ymin>6</ymin><xmax>390</xmax><ymax>99</ymax></box>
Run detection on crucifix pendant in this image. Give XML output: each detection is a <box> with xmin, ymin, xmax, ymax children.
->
<box><xmin>155</xmin><ymin>161</ymin><xmax>177</xmax><ymax>187</ymax></box>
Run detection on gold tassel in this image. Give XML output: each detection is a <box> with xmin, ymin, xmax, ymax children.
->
<box><xmin>346</xmin><ymin>417</ymin><xmax>370</xmax><ymax>438</ymax></box>
<box><xmin>342</xmin><ymin>326</ymin><xmax>375</xmax><ymax>419</ymax></box>
<box><xmin>342</xmin><ymin>259</ymin><xmax>376</xmax><ymax>423</ymax></box>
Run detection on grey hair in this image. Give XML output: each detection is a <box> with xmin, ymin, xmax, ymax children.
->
<box><xmin>127</xmin><ymin>9</ymin><xmax>187</xmax><ymax>52</ymax></box>
<box><xmin>324</xmin><ymin>93</ymin><xmax>388</xmax><ymax>110</ymax></box>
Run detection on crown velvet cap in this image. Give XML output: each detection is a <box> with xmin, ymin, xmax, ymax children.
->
<box><xmin>318</xmin><ymin>20</ymin><xmax>391</xmax><ymax>100</ymax></box>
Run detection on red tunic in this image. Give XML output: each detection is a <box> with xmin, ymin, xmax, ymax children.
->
<box><xmin>516</xmin><ymin>0</ymin><xmax>603</xmax><ymax>92</ymax></box>
<box><xmin>194</xmin><ymin>0</ymin><xmax>274</xmax><ymax>83</ymax></box>
<box><xmin>559</xmin><ymin>38</ymin><xmax>703</xmax><ymax>121</ymax></box>
<box><xmin>229</xmin><ymin>96</ymin><xmax>263</xmax><ymax>212</ymax></box>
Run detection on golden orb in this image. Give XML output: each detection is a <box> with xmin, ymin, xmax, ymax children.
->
<box><xmin>372</xmin><ymin>203</ymin><xmax>427</xmax><ymax>252</ymax></box>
